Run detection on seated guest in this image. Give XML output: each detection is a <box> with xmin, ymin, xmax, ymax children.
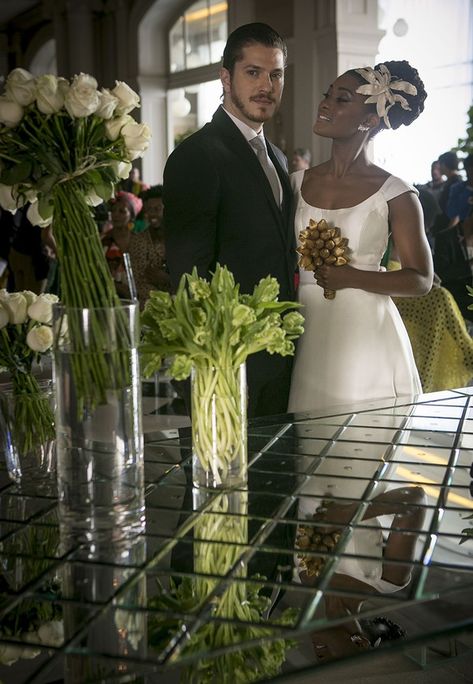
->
<box><xmin>128</xmin><ymin>185</ymin><xmax>171</xmax><ymax>309</ymax></box>
<box><xmin>102</xmin><ymin>191</ymin><xmax>143</xmax><ymax>299</ymax></box>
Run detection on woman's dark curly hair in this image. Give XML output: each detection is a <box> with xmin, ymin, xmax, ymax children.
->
<box><xmin>349</xmin><ymin>60</ymin><xmax>427</xmax><ymax>131</ymax></box>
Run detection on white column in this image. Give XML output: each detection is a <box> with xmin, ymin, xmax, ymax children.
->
<box><xmin>139</xmin><ymin>75</ymin><xmax>168</xmax><ymax>186</ymax></box>
<box><xmin>336</xmin><ymin>0</ymin><xmax>384</xmax><ymax>73</ymax></box>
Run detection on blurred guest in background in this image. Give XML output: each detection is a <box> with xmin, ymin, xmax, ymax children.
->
<box><xmin>292</xmin><ymin>147</ymin><xmax>312</xmax><ymax>171</ymax></box>
<box><xmin>129</xmin><ymin>185</ymin><xmax>171</xmax><ymax>308</ymax></box>
<box><xmin>102</xmin><ymin>190</ymin><xmax>143</xmax><ymax>299</ymax></box>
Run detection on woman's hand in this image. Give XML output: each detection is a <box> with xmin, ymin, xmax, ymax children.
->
<box><xmin>313</xmin><ymin>264</ymin><xmax>355</xmax><ymax>291</ymax></box>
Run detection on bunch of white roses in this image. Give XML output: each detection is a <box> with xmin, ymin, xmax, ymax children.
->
<box><xmin>0</xmin><ymin>290</ymin><xmax>58</xmax><ymax>363</ymax></box>
<box><xmin>0</xmin><ymin>68</ymin><xmax>151</xmax><ymax>227</ymax></box>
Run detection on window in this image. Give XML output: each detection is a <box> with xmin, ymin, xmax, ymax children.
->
<box><xmin>169</xmin><ymin>0</ymin><xmax>227</xmax><ymax>72</ymax></box>
<box><xmin>167</xmin><ymin>1</ymin><xmax>227</xmax><ymax>153</ymax></box>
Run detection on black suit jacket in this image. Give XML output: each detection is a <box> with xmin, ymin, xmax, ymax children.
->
<box><xmin>164</xmin><ymin>106</ymin><xmax>297</xmax><ymax>417</ymax></box>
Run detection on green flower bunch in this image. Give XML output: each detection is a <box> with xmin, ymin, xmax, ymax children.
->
<box><xmin>141</xmin><ymin>264</ymin><xmax>304</xmax><ymax>380</ymax></box>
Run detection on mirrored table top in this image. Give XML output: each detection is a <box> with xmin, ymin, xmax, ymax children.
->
<box><xmin>1</xmin><ymin>384</ymin><xmax>473</xmax><ymax>682</ymax></box>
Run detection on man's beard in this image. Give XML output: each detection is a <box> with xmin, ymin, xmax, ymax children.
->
<box><xmin>229</xmin><ymin>88</ymin><xmax>277</xmax><ymax>124</ymax></box>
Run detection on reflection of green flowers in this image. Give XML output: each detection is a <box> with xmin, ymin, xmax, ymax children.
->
<box><xmin>148</xmin><ymin>493</ymin><xmax>297</xmax><ymax>683</ymax></box>
<box><xmin>459</xmin><ymin>512</ymin><xmax>473</xmax><ymax>545</ymax></box>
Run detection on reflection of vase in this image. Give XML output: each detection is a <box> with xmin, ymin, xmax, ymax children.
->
<box><xmin>52</xmin><ymin>302</ymin><xmax>145</xmax><ymax>544</ymax></box>
<box><xmin>191</xmin><ymin>363</ymin><xmax>247</xmax><ymax>489</ymax></box>
<box><xmin>61</xmin><ymin>533</ymin><xmax>147</xmax><ymax>684</ymax></box>
<box><xmin>0</xmin><ymin>379</ymin><xmax>56</xmax><ymax>493</ymax></box>
<box><xmin>193</xmin><ymin>487</ymin><xmax>249</xmax><ymax>600</ymax></box>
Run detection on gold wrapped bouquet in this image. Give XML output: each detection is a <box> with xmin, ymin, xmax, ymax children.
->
<box><xmin>296</xmin><ymin>218</ymin><xmax>350</xmax><ymax>299</ymax></box>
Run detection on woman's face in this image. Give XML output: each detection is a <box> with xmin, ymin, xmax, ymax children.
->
<box><xmin>313</xmin><ymin>72</ymin><xmax>369</xmax><ymax>139</ymax></box>
<box><xmin>111</xmin><ymin>199</ymin><xmax>132</xmax><ymax>228</ymax></box>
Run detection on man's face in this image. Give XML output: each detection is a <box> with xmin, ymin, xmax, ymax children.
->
<box><xmin>145</xmin><ymin>197</ymin><xmax>164</xmax><ymax>227</ymax></box>
<box><xmin>220</xmin><ymin>43</ymin><xmax>285</xmax><ymax>130</ymax></box>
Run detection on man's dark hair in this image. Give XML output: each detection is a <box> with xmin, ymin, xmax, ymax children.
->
<box><xmin>140</xmin><ymin>184</ymin><xmax>163</xmax><ymax>202</ymax></box>
<box><xmin>222</xmin><ymin>22</ymin><xmax>287</xmax><ymax>75</ymax></box>
<box><xmin>438</xmin><ymin>151</ymin><xmax>459</xmax><ymax>171</ymax></box>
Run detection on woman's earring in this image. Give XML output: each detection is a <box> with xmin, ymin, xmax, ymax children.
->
<box><xmin>358</xmin><ymin>124</ymin><xmax>370</xmax><ymax>132</ymax></box>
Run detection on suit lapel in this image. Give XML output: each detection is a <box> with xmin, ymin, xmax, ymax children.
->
<box><xmin>212</xmin><ymin>108</ymin><xmax>292</xmax><ymax>248</ymax></box>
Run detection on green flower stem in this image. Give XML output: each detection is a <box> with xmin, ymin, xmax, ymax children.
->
<box><xmin>52</xmin><ymin>183</ymin><xmax>130</xmax><ymax>408</ymax></box>
<box><xmin>192</xmin><ymin>364</ymin><xmax>246</xmax><ymax>486</ymax></box>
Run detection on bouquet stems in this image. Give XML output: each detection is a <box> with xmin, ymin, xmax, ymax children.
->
<box><xmin>191</xmin><ymin>363</ymin><xmax>247</xmax><ymax>487</ymax></box>
<box><xmin>8</xmin><ymin>371</ymin><xmax>55</xmax><ymax>455</ymax></box>
<box><xmin>52</xmin><ymin>184</ymin><xmax>130</xmax><ymax>407</ymax></box>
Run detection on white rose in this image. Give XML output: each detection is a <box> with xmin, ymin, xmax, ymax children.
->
<box><xmin>0</xmin><ymin>183</ymin><xmax>18</xmax><ymax>213</ymax></box>
<box><xmin>27</xmin><ymin>201</ymin><xmax>53</xmax><ymax>228</ymax></box>
<box><xmin>111</xmin><ymin>81</ymin><xmax>140</xmax><ymax>115</ymax></box>
<box><xmin>3</xmin><ymin>292</ymin><xmax>28</xmax><ymax>324</ymax></box>
<box><xmin>0</xmin><ymin>95</ymin><xmax>24</xmax><ymax>127</ymax></box>
<box><xmin>0</xmin><ymin>304</ymin><xmax>9</xmax><ymax>329</ymax></box>
<box><xmin>22</xmin><ymin>290</ymin><xmax>38</xmax><ymax>307</ymax></box>
<box><xmin>110</xmin><ymin>160</ymin><xmax>132</xmax><ymax>180</ymax></box>
<box><xmin>36</xmin><ymin>74</ymin><xmax>65</xmax><ymax>114</ymax></box>
<box><xmin>28</xmin><ymin>293</ymin><xmax>59</xmax><ymax>324</ymax></box>
<box><xmin>26</xmin><ymin>325</ymin><xmax>53</xmax><ymax>353</ymax></box>
<box><xmin>85</xmin><ymin>189</ymin><xmax>104</xmax><ymax>207</ymax></box>
<box><xmin>64</xmin><ymin>73</ymin><xmax>99</xmax><ymax>118</ymax></box>
<box><xmin>121</xmin><ymin>121</ymin><xmax>152</xmax><ymax>160</ymax></box>
<box><xmin>6</xmin><ymin>68</ymin><xmax>36</xmax><ymax>106</ymax></box>
<box><xmin>95</xmin><ymin>88</ymin><xmax>118</xmax><ymax>119</ymax></box>
<box><xmin>37</xmin><ymin>620</ymin><xmax>64</xmax><ymax>647</ymax></box>
<box><xmin>104</xmin><ymin>113</ymin><xmax>133</xmax><ymax>141</ymax></box>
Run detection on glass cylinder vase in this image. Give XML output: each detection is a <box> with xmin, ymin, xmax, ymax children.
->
<box><xmin>191</xmin><ymin>363</ymin><xmax>247</xmax><ymax>489</ymax></box>
<box><xmin>0</xmin><ymin>378</ymin><xmax>56</xmax><ymax>494</ymax></box>
<box><xmin>52</xmin><ymin>302</ymin><xmax>145</xmax><ymax>545</ymax></box>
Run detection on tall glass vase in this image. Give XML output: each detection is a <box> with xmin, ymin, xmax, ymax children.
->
<box><xmin>191</xmin><ymin>363</ymin><xmax>247</xmax><ymax>489</ymax></box>
<box><xmin>52</xmin><ymin>302</ymin><xmax>145</xmax><ymax>544</ymax></box>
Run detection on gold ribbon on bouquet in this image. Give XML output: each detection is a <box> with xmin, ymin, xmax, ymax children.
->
<box><xmin>296</xmin><ymin>219</ymin><xmax>350</xmax><ymax>299</ymax></box>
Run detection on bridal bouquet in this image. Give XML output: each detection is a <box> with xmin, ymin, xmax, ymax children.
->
<box><xmin>297</xmin><ymin>218</ymin><xmax>350</xmax><ymax>299</ymax></box>
<box><xmin>0</xmin><ymin>68</ymin><xmax>151</xmax><ymax>405</ymax></box>
<box><xmin>0</xmin><ymin>290</ymin><xmax>57</xmax><ymax>455</ymax></box>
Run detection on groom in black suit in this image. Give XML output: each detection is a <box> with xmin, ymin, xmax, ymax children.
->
<box><xmin>164</xmin><ymin>22</ymin><xmax>296</xmax><ymax>419</ymax></box>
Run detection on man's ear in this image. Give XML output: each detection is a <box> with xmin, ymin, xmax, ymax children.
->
<box><xmin>220</xmin><ymin>67</ymin><xmax>231</xmax><ymax>94</ymax></box>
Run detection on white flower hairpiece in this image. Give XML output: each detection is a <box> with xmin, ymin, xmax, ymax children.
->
<box><xmin>355</xmin><ymin>64</ymin><xmax>417</xmax><ymax>129</ymax></box>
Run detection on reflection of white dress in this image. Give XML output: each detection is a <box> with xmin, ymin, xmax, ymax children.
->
<box><xmin>288</xmin><ymin>170</ymin><xmax>422</xmax><ymax>413</ymax></box>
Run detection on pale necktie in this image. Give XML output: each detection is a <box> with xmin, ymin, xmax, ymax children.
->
<box><xmin>250</xmin><ymin>136</ymin><xmax>281</xmax><ymax>206</ymax></box>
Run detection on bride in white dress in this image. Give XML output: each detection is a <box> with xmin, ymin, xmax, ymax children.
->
<box><xmin>289</xmin><ymin>60</ymin><xmax>433</xmax><ymax>657</ymax></box>
<box><xmin>288</xmin><ymin>60</ymin><xmax>433</xmax><ymax>414</ymax></box>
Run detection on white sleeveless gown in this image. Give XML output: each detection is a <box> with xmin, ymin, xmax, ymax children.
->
<box><xmin>288</xmin><ymin>170</ymin><xmax>422</xmax><ymax>414</ymax></box>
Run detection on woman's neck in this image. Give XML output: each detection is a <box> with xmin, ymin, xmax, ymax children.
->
<box><xmin>327</xmin><ymin>141</ymin><xmax>371</xmax><ymax>178</ymax></box>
